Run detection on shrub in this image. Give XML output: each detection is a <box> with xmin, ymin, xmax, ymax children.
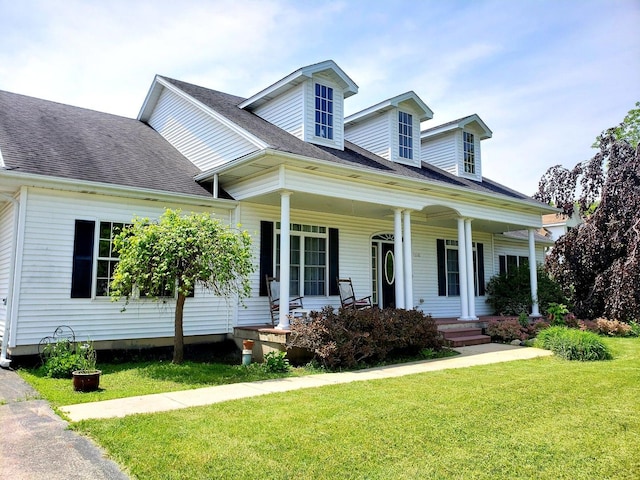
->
<box><xmin>486</xmin><ymin>319</ymin><xmax>527</xmax><ymax>342</ymax></box>
<box><xmin>486</xmin><ymin>264</ymin><xmax>567</xmax><ymax>316</ymax></box>
<box><xmin>262</xmin><ymin>351</ymin><xmax>290</xmax><ymax>373</ymax></box>
<box><xmin>594</xmin><ymin>318</ymin><xmax>633</xmax><ymax>337</ymax></box>
<box><xmin>534</xmin><ymin>326</ymin><xmax>612</xmax><ymax>361</ymax></box>
<box><xmin>287</xmin><ymin>307</ymin><xmax>444</xmax><ymax>369</ymax></box>
<box><xmin>41</xmin><ymin>339</ymin><xmax>84</xmax><ymax>378</ymax></box>
<box><xmin>630</xmin><ymin>321</ymin><xmax>640</xmax><ymax>337</ymax></box>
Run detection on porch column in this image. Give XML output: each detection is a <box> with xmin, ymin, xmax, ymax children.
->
<box><xmin>465</xmin><ymin>219</ymin><xmax>477</xmax><ymax>319</ymax></box>
<box><xmin>276</xmin><ymin>192</ymin><xmax>292</xmax><ymax>330</ymax></box>
<box><xmin>457</xmin><ymin>218</ymin><xmax>470</xmax><ymax>320</ymax></box>
<box><xmin>394</xmin><ymin>208</ymin><xmax>405</xmax><ymax>309</ymax></box>
<box><xmin>528</xmin><ymin>228</ymin><xmax>541</xmax><ymax>317</ymax></box>
<box><xmin>403</xmin><ymin>210</ymin><xmax>413</xmax><ymax>309</ymax></box>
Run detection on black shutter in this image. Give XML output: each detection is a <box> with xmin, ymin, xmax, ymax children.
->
<box><xmin>499</xmin><ymin>255</ymin><xmax>507</xmax><ymax>276</ymax></box>
<box><xmin>477</xmin><ymin>243</ymin><xmax>485</xmax><ymax>296</ymax></box>
<box><xmin>437</xmin><ymin>239</ymin><xmax>446</xmax><ymax>296</ymax></box>
<box><xmin>259</xmin><ymin>221</ymin><xmax>274</xmax><ymax>296</ymax></box>
<box><xmin>71</xmin><ymin>220</ymin><xmax>95</xmax><ymax>298</ymax></box>
<box><xmin>328</xmin><ymin>228</ymin><xmax>339</xmax><ymax>296</ymax></box>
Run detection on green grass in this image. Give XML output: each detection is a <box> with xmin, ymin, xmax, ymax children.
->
<box><xmin>69</xmin><ymin>337</ymin><xmax>640</xmax><ymax>479</ymax></box>
<box><xmin>18</xmin><ymin>360</ymin><xmax>312</xmax><ymax>407</ymax></box>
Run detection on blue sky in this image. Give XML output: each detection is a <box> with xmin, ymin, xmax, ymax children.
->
<box><xmin>1</xmin><ymin>0</ymin><xmax>638</xmax><ymax>195</ymax></box>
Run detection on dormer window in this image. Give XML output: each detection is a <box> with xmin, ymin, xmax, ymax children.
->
<box><xmin>463</xmin><ymin>131</ymin><xmax>475</xmax><ymax>174</ymax></box>
<box><xmin>398</xmin><ymin>111</ymin><xmax>413</xmax><ymax>160</ymax></box>
<box><xmin>315</xmin><ymin>83</ymin><xmax>334</xmax><ymax>139</ymax></box>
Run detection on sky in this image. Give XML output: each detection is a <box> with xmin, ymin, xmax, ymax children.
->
<box><xmin>1</xmin><ymin>0</ymin><xmax>638</xmax><ymax>196</ymax></box>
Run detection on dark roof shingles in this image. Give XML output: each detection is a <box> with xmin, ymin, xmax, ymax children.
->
<box><xmin>0</xmin><ymin>90</ymin><xmax>217</xmax><ymax>198</ymax></box>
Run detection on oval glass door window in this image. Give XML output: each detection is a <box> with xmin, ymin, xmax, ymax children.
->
<box><xmin>384</xmin><ymin>250</ymin><xmax>395</xmax><ymax>285</ymax></box>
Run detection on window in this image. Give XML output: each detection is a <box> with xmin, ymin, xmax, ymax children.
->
<box><xmin>499</xmin><ymin>255</ymin><xmax>529</xmax><ymax>276</ymax></box>
<box><xmin>463</xmin><ymin>131</ymin><xmax>475</xmax><ymax>174</ymax></box>
<box><xmin>96</xmin><ymin>222</ymin><xmax>126</xmax><ymax>297</ymax></box>
<box><xmin>398</xmin><ymin>111</ymin><xmax>413</xmax><ymax>160</ymax></box>
<box><xmin>437</xmin><ymin>239</ymin><xmax>485</xmax><ymax>297</ymax></box>
<box><xmin>315</xmin><ymin>83</ymin><xmax>333</xmax><ymax>139</ymax></box>
<box><xmin>276</xmin><ymin>223</ymin><xmax>327</xmax><ymax>296</ymax></box>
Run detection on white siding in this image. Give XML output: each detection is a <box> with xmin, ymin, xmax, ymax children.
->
<box><xmin>303</xmin><ymin>74</ymin><xmax>345</xmax><ymax>150</ymax></box>
<box><xmin>422</xmin><ymin>133</ymin><xmax>457</xmax><ymax>174</ymax></box>
<box><xmin>148</xmin><ymin>87</ymin><xmax>259</xmax><ymax>171</ymax></box>
<box><xmin>344</xmin><ymin>113</ymin><xmax>391</xmax><ymax>160</ymax></box>
<box><xmin>0</xmin><ymin>200</ymin><xmax>15</xmax><ymax>339</ymax></box>
<box><xmin>493</xmin><ymin>235</ymin><xmax>546</xmax><ymax>272</ymax></box>
<box><xmin>253</xmin><ymin>83</ymin><xmax>304</xmax><ymax>139</ymax></box>
<box><xmin>12</xmin><ymin>188</ymin><xmax>235</xmax><ymax>347</ymax></box>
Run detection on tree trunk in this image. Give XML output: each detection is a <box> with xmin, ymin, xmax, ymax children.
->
<box><xmin>173</xmin><ymin>291</ymin><xmax>186</xmax><ymax>364</ymax></box>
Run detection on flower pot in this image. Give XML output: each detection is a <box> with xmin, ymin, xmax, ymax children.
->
<box><xmin>242</xmin><ymin>339</ymin><xmax>255</xmax><ymax>350</ymax></box>
<box><xmin>72</xmin><ymin>370</ymin><xmax>102</xmax><ymax>392</ymax></box>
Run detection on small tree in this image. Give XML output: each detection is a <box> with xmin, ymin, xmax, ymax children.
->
<box><xmin>110</xmin><ymin>209</ymin><xmax>254</xmax><ymax>363</ymax></box>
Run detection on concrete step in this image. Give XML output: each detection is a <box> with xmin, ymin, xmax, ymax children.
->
<box><xmin>445</xmin><ymin>335</ymin><xmax>492</xmax><ymax>347</ymax></box>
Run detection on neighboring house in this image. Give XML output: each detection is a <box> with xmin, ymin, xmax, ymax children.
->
<box><xmin>541</xmin><ymin>212</ymin><xmax>581</xmax><ymax>242</ymax></box>
<box><xmin>0</xmin><ymin>60</ymin><xmax>557</xmax><ymax>362</ymax></box>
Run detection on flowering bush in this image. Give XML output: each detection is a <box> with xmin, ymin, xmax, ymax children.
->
<box><xmin>594</xmin><ymin>318</ymin><xmax>633</xmax><ymax>336</ymax></box>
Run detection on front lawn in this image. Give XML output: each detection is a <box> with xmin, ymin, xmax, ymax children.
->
<box><xmin>72</xmin><ymin>337</ymin><xmax>640</xmax><ymax>479</ymax></box>
<box><xmin>18</xmin><ymin>359</ymin><xmax>309</xmax><ymax>408</ymax></box>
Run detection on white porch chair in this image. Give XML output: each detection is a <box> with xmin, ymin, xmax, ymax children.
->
<box><xmin>337</xmin><ymin>277</ymin><xmax>372</xmax><ymax>310</ymax></box>
<box><xmin>266</xmin><ymin>275</ymin><xmax>304</xmax><ymax>327</ymax></box>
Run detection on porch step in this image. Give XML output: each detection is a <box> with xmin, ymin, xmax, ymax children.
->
<box><xmin>438</xmin><ymin>326</ymin><xmax>491</xmax><ymax>347</ymax></box>
<box><xmin>444</xmin><ymin>334</ymin><xmax>492</xmax><ymax>347</ymax></box>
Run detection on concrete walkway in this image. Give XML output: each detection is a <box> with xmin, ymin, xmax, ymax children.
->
<box><xmin>60</xmin><ymin>343</ymin><xmax>553</xmax><ymax>422</ymax></box>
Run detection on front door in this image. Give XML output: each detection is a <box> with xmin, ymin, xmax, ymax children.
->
<box><xmin>372</xmin><ymin>235</ymin><xmax>396</xmax><ymax>309</ymax></box>
<box><xmin>381</xmin><ymin>242</ymin><xmax>396</xmax><ymax>308</ymax></box>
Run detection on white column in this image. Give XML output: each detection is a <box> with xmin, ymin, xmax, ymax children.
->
<box><xmin>394</xmin><ymin>209</ymin><xmax>405</xmax><ymax>309</ymax></box>
<box><xmin>276</xmin><ymin>192</ymin><xmax>292</xmax><ymax>330</ymax></box>
<box><xmin>457</xmin><ymin>218</ymin><xmax>470</xmax><ymax>320</ymax></box>
<box><xmin>465</xmin><ymin>219</ymin><xmax>477</xmax><ymax>319</ymax></box>
<box><xmin>528</xmin><ymin>228</ymin><xmax>541</xmax><ymax>317</ymax></box>
<box><xmin>403</xmin><ymin>210</ymin><xmax>413</xmax><ymax>309</ymax></box>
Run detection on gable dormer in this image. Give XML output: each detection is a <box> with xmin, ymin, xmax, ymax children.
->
<box><xmin>239</xmin><ymin>60</ymin><xmax>358</xmax><ymax>150</ymax></box>
<box><xmin>420</xmin><ymin>114</ymin><xmax>492</xmax><ymax>182</ymax></box>
<box><xmin>344</xmin><ymin>92</ymin><xmax>433</xmax><ymax>168</ymax></box>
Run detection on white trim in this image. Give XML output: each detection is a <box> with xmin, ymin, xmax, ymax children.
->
<box><xmin>0</xmin><ymin>193</ymin><xmax>19</xmax><ymax>365</ymax></box>
<box><xmin>421</xmin><ymin>114</ymin><xmax>492</xmax><ymax>140</ymax></box>
<box><xmin>239</xmin><ymin>60</ymin><xmax>358</xmax><ymax>110</ymax></box>
<box><xmin>345</xmin><ymin>91</ymin><xmax>434</xmax><ymax>126</ymax></box>
<box><xmin>8</xmin><ymin>187</ymin><xmax>27</xmax><ymax>348</ymax></box>
<box><xmin>194</xmin><ymin>148</ymin><xmax>557</xmax><ymax>216</ymax></box>
<box><xmin>0</xmin><ymin>169</ymin><xmax>238</xmax><ymax>209</ymax></box>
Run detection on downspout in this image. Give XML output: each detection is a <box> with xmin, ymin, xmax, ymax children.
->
<box><xmin>0</xmin><ymin>192</ymin><xmax>20</xmax><ymax>368</ymax></box>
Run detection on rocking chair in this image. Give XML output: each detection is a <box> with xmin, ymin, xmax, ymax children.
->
<box><xmin>266</xmin><ymin>275</ymin><xmax>304</xmax><ymax>326</ymax></box>
<box><xmin>337</xmin><ymin>277</ymin><xmax>372</xmax><ymax>310</ymax></box>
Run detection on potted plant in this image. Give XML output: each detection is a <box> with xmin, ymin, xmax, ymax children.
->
<box><xmin>72</xmin><ymin>341</ymin><xmax>101</xmax><ymax>392</ymax></box>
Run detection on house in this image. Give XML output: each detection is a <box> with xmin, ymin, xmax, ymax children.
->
<box><xmin>0</xmin><ymin>60</ymin><xmax>557</xmax><ymax>364</ymax></box>
<box><xmin>541</xmin><ymin>212</ymin><xmax>581</xmax><ymax>241</ymax></box>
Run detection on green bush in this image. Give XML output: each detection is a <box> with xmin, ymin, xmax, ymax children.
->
<box><xmin>288</xmin><ymin>307</ymin><xmax>444</xmax><ymax>369</ymax></box>
<box><xmin>534</xmin><ymin>326</ymin><xmax>612</xmax><ymax>361</ymax></box>
<box><xmin>262</xmin><ymin>351</ymin><xmax>290</xmax><ymax>373</ymax></box>
<box><xmin>486</xmin><ymin>264</ymin><xmax>567</xmax><ymax>316</ymax></box>
<box><xmin>41</xmin><ymin>339</ymin><xmax>83</xmax><ymax>378</ymax></box>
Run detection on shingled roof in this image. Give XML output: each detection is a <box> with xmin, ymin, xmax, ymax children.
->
<box><xmin>161</xmin><ymin>76</ymin><xmax>538</xmax><ymax>204</ymax></box>
<box><xmin>0</xmin><ymin>89</ymin><xmax>224</xmax><ymax>198</ymax></box>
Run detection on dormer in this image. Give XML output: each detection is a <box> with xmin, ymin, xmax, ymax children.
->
<box><xmin>420</xmin><ymin>114</ymin><xmax>492</xmax><ymax>182</ymax></box>
<box><xmin>239</xmin><ymin>60</ymin><xmax>358</xmax><ymax>150</ymax></box>
<box><xmin>344</xmin><ymin>92</ymin><xmax>433</xmax><ymax>168</ymax></box>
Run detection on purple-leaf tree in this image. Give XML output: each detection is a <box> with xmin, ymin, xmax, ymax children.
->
<box><xmin>534</xmin><ymin>117</ymin><xmax>639</xmax><ymax>321</ymax></box>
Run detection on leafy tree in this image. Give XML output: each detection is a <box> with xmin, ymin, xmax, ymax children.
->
<box><xmin>534</xmin><ymin>129</ymin><xmax>640</xmax><ymax>321</ymax></box>
<box><xmin>110</xmin><ymin>209</ymin><xmax>254</xmax><ymax>363</ymax></box>
<box><xmin>593</xmin><ymin>101</ymin><xmax>640</xmax><ymax>149</ymax></box>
